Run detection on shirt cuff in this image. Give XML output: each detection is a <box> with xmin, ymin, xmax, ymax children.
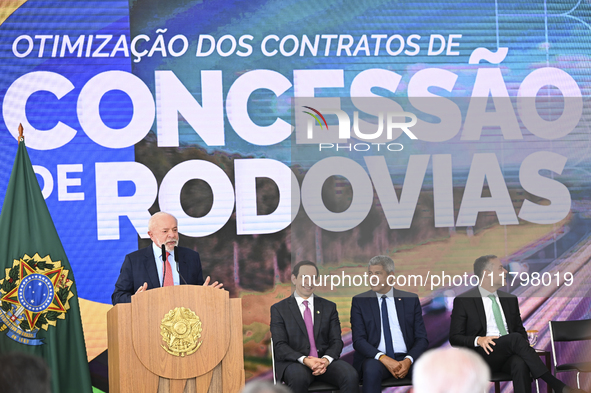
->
<box><xmin>375</xmin><ymin>352</ymin><xmax>385</xmax><ymax>360</ymax></box>
<box><xmin>298</xmin><ymin>356</ymin><xmax>306</xmax><ymax>365</ymax></box>
<box><xmin>474</xmin><ymin>337</ymin><xmax>480</xmax><ymax>347</ymax></box>
<box><xmin>404</xmin><ymin>355</ymin><xmax>413</xmax><ymax>364</ymax></box>
<box><xmin>323</xmin><ymin>355</ymin><xmax>334</xmax><ymax>364</ymax></box>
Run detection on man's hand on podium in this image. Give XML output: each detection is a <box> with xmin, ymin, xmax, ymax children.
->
<box><xmin>135</xmin><ymin>282</ymin><xmax>148</xmax><ymax>294</ymax></box>
<box><xmin>133</xmin><ymin>278</ymin><xmax>223</xmax><ymax>295</ymax></box>
<box><xmin>203</xmin><ymin>276</ymin><xmax>224</xmax><ymax>289</ymax></box>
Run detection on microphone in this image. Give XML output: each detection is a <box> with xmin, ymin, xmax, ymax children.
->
<box><xmin>161</xmin><ymin>244</ymin><xmax>167</xmax><ymax>286</ymax></box>
<box><xmin>174</xmin><ymin>246</ymin><xmax>188</xmax><ymax>285</ymax></box>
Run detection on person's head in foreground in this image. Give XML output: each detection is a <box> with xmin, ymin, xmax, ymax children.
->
<box><xmin>241</xmin><ymin>380</ymin><xmax>293</xmax><ymax>393</ymax></box>
<box><xmin>0</xmin><ymin>352</ymin><xmax>51</xmax><ymax>393</ymax></box>
<box><xmin>413</xmin><ymin>347</ymin><xmax>490</xmax><ymax>393</ymax></box>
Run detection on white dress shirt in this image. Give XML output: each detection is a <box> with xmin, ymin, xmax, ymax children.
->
<box><xmin>474</xmin><ymin>286</ymin><xmax>509</xmax><ymax>347</ymax></box>
<box><xmin>152</xmin><ymin>243</ymin><xmax>180</xmax><ymax>286</ymax></box>
<box><xmin>375</xmin><ymin>288</ymin><xmax>413</xmax><ymax>363</ymax></box>
<box><xmin>294</xmin><ymin>292</ymin><xmax>333</xmax><ymax>365</ymax></box>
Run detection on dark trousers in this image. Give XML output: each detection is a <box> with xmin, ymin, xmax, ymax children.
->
<box><xmin>283</xmin><ymin>359</ymin><xmax>359</xmax><ymax>393</ymax></box>
<box><xmin>360</xmin><ymin>353</ymin><xmax>410</xmax><ymax>393</ymax></box>
<box><xmin>477</xmin><ymin>333</ymin><xmax>549</xmax><ymax>393</ymax></box>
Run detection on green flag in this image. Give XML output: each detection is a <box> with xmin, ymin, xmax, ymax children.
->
<box><xmin>0</xmin><ymin>137</ymin><xmax>92</xmax><ymax>393</ymax></box>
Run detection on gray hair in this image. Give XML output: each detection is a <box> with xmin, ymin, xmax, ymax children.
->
<box><xmin>147</xmin><ymin>212</ymin><xmax>177</xmax><ymax>232</ymax></box>
<box><xmin>413</xmin><ymin>347</ymin><xmax>490</xmax><ymax>393</ymax></box>
<box><xmin>368</xmin><ymin>255</ymin><xmax>395</xmax><ymax>274</ymax></box>
<box><xmin>241</xmin><ymin>381</ymin><xmax>292</xmax><ymax>393</ymax></box>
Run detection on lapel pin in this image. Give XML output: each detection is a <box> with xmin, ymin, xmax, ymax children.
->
<box><xmin>316</xmin><ymin>310</ymin><xmax>320</xmax><ymax>314</ymax></box>
<box><xmin>398</xmin><ymin>298</ymin><xmax>401</xmax><ymax>301</ymax></box>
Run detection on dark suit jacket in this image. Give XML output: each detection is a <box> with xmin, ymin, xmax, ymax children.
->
<box><xmin>270</xmin><ymin>294</ymin><xmax>344</xmax><ymax>382</ymax></box>
<box><xmin>350</xmin><ymin>289</ymin><xmax>429</xmax><ymax>372</ymax></box>
<box><xmin>111</xmin><ymin>246</ymin><xmax>204</xmax><ymax>305</ymax></box>
<box><xmin>449</xmin><ymin>287</ymin><xmax>528</xmax><ymax>348</ymax></box>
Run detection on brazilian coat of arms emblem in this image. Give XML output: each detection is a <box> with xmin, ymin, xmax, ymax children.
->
<box><xmin>0</xmin><ymin>253</ymin><xmax>74</xmax><ymax>345</ymax></box>
<box><xmin>160</xmin><ymin>306</ymin><xmax>203</xmax><ymax>357</ymax></box>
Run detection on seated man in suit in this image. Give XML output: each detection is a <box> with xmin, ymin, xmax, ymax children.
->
<box><xmin>450</xmin><ymin>255</ymin><xmax>586</xmax><ymax>393</ymax></box>
<box><xmin>111</xmin><ymin>211</ymin><xmax>223</xmax><ymax>305</ymax></box>
<box><xmin>350</xmin><ymin>255</ymin><xmax>429</xmax><ymax>393</ymax></box>
<box><xmin>270</xmin><ymin>260</ymin><xmax>359</xmax><ymax>393</ymax></box>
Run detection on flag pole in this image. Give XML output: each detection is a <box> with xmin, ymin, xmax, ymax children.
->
<box><xmin>18</xmin><ymin>123</ymin><xmax>24</xmax><ymax>144</ymax></box>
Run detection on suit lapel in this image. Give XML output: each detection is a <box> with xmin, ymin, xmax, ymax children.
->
<box><xmin>475</xmin><ymin>298</ymin><xmax>487</xmax><ymax>332</ymax></box>
<box><xmin>144</xmin><ymin>247</ymin><xmax>161</xmax><ymax>288</ymax></box>
<box><xmin>497</xmin><ymin>292</ymin><xmax>512</xmax><ymax>333</ymax></box>
<box><xmin>288</xmin><ymin>295</ymin><xmax>308</xmax><ymax>338</ymax></box>
<box><xmin>471</xmin><ymin>288</ymin><xmax>487</xmax><ymax>332</ymax></box>
<box><xmin>177</xmin><ymin>249</ymin><xmax>189</xmax><ymax>285</ymax></box>
<box><xmin>313</xmin><ymin>296</ymin><xmax>322</xmax><ymax>340</ymax></box>
<box><xmin>369</xmin><ymin>294</ymin><xmax>381</xmax><ymax>335</ymax></box>
<box><xmin>393</xmin><ymin>289</ymin><xmax>407</xmax><ymax>340</ymax></box>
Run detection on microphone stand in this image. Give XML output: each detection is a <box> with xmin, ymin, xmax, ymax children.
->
<box><xmin>174</xmin><ymin>246</ymin><xmax>188</xmax><ymax>285</ymax></box>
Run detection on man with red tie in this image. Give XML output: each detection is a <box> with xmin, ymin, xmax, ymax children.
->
<box><xmin>270</xmin><ymin>261</ymin><xmax>359</xmax><ymax>393</ymax></box>
<box><xmin>111</xmin><ymin>212</ymin><xmax>222</xmax><ymax>305</ymax></box>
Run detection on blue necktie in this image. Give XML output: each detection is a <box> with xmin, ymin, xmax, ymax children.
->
<box><xmin>381</xmin><ymin>295</ymin><xmax>395</xmax><ymax>358</ymax></box>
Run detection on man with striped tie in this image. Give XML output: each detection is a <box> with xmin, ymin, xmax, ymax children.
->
<box><xmin>270</xmin><ymin>260</ymin><xmax>359</xmax><ymax>393</ymax></box>
<box><xmin>111</xmin><ymin>211</ymin><xmax>222</xmax><ymax>305</ymax></box>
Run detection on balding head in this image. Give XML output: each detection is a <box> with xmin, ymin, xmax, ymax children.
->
<box><xmin>413</xmin><ymin>347</ymin><xmax>490</xmax><ymax>393</ymax></box>
<box><xmin>148</xmin><ymin>212</ymin><xmax>177</xmax><ymax>232</ymax></box>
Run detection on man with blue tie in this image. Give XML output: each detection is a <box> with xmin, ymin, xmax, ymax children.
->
<box><xmin>350</xmin><ymin>255</ymin><xmax>428</xmax><ymax>393</ymax></box>
<box><xmin>270</xmin><ymin>261</ymin><xmax>359</xmax><ymax>393</ymax></box>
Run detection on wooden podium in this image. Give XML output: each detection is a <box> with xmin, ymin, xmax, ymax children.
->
<box><xmin>107</xmin><ymin>286</ymin><xmax>244</xmax><ymax>393</ymax></box>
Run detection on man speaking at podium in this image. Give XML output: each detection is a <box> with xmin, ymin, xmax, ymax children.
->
<box><xmin>111</xmin><ymin>212</ymin><xmax>223</xmax><ymax>305</ymax></box>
